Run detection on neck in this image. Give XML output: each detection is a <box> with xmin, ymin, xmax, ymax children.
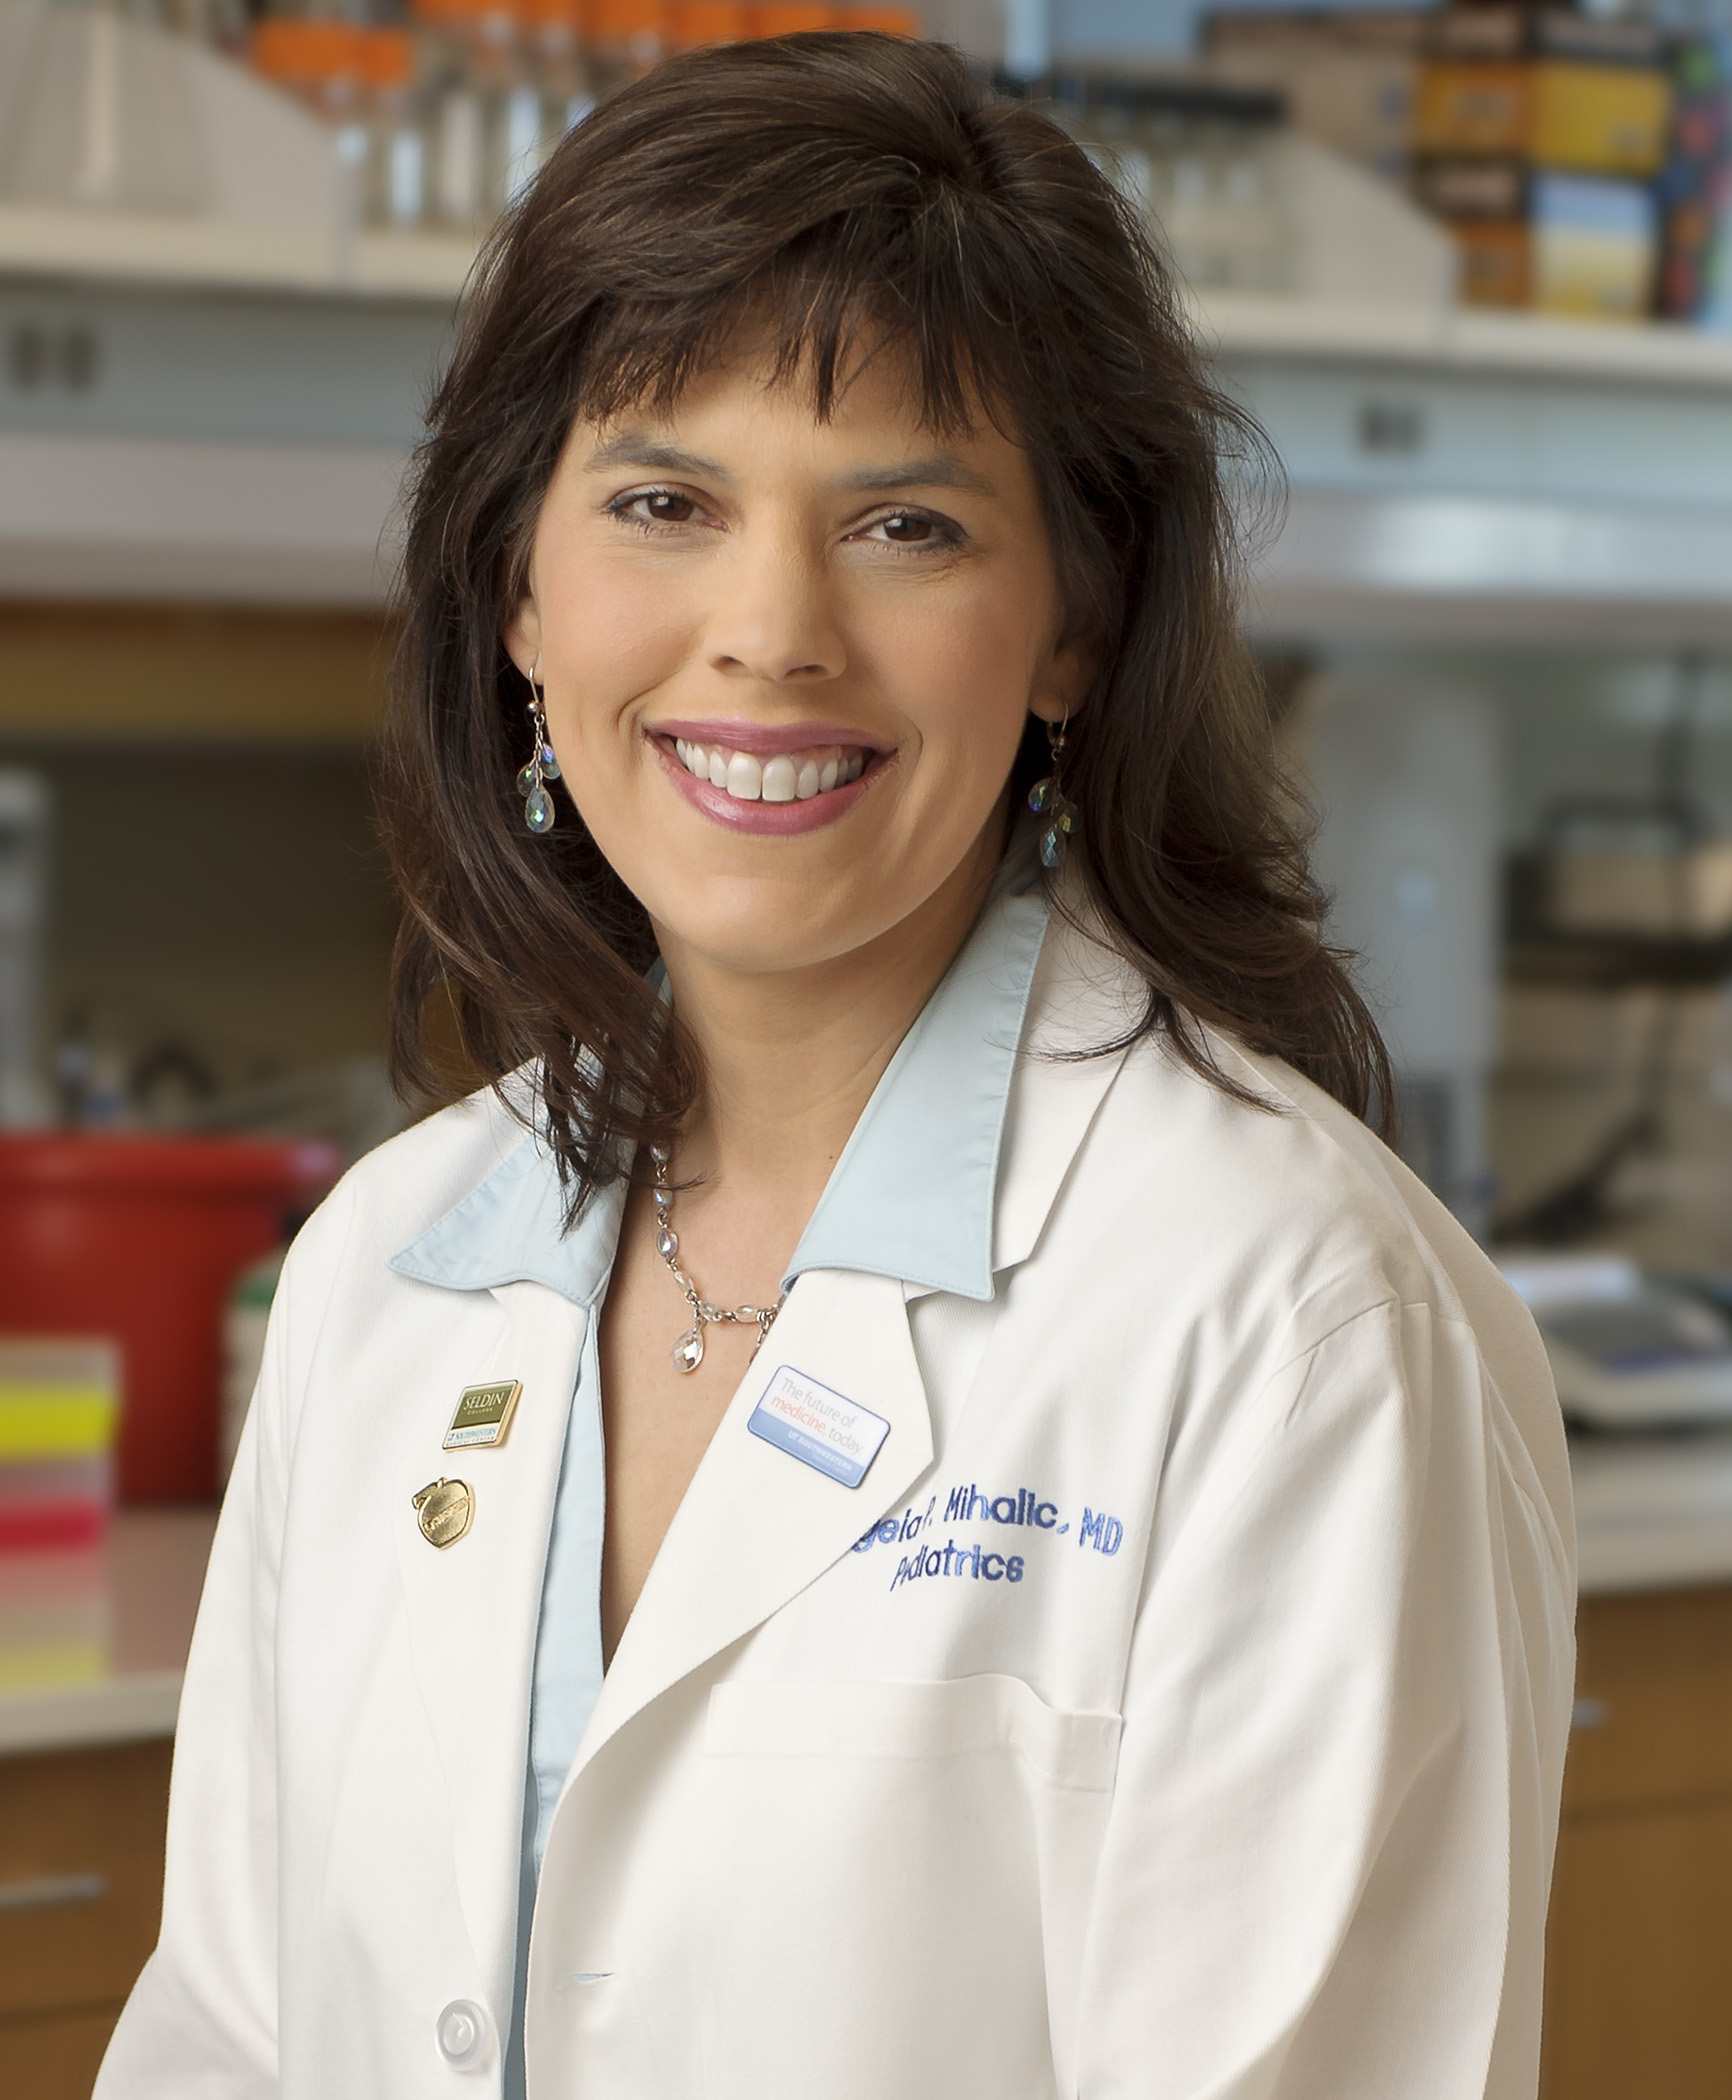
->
<box><xmin>654</xmin><ymin>828</ymin><xmax>1001</xmax><ymax>1212</ymax></box>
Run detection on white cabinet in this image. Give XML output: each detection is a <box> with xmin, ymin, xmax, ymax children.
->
<box><xmin>1204</xmin><ymin>295</ymin><xmax>1732</xmax><ymax>647</ymax></box>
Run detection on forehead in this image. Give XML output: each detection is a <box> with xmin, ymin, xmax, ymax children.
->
<box><xmin>571</xmin><ymin>333</ymin><xmax>1027</xmax><ymax>486</ymax></box>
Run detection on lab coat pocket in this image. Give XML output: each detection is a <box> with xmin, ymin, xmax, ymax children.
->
<box><xmin>694</xmin><ymin>1673</ymin><xmax>1121</xmax><ymax>2100</ymax></box>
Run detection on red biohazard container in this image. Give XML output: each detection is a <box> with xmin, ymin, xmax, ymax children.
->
<box><xmin>0</xmin><ymin>1136</ymin><xmax>341</xmax><ymax>1503</ymax></box>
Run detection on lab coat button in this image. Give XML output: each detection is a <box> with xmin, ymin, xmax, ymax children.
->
<box><xmin>434</xmin><ymin>1999</ymin><xmax>492</xmax><ymax>2070</ymax></box>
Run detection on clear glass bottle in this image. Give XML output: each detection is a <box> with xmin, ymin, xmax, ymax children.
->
<box><xmin>468</xmin><ymin>0</ymin><xmax>543</xmax><ymax>212</ymax></box>
<box><xmin>525</xmin><ymin>0</ymin><xmax>595</xmax><ymax>171</ymax></box>
<box><xmin>1046</xmin><ymin>73</ymin><xmax>1296</xmax><ymax>298</ymax></box>
<box><xmin>412</xmin><ymin>0</ymin><xmax>486</xmax><ymax>229</ymax></box>
<box><xmin>359</xmin><ymin>25</ymin><xmax>426</xmax><ymax>228</ymax></box>
<box><xmin>1135</xmin><ymin>83</ymin><xmax>1294</xmax><ymax>296</ymax></box>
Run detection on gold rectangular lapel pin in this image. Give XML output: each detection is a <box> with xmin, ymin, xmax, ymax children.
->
<box><xmin>443</xmin><ymin>1380</ymin><xmax>523</xmax><ymax>1452</ymax></box>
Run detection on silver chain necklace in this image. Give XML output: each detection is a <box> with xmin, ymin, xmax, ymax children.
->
<box><xmin>650</xmin><ymin>1145</ymin><xmax>787</xmax><ymax>1375</ymax></box>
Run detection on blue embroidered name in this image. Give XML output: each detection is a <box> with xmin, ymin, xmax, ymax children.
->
<box><xmin>853</xmin><ymin>1484</ymin><xmax>1124</xmax><ymax>1587</ymax></box>
<box><xmin>943</xmin><ymin>1483</ymin><xmax>1059</xmax><ymax>1529</ymax></box>
<box><xmin>889</xmin><ymin>1538</ymin><xmax>1025</xmax><ymax>1591</ymax></box>
<box><xmin>851</xmin><ymin>1496</ymin><xmax>937</xmax><ymax>1555</ymax></box>
<box><xmin>1079</xmin><ymin>1506</ymin><xmax>1123</xmax><ymax>1556</ymax></box>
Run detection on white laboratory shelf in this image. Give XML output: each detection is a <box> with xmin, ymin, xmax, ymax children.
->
<box><xmin>1201</xmin><ymin>295</ymin><xmax>1732</xmax><ymax>647</ymax></box>
<box><xmin>13</xmin><ymin>209</ymin><xmax>1732</xmax><ymax>386</ymax></box>
<box><xmin>0</xmin><ymin>205</ymin><xmax>477</xmax><ymax>305</ymax></box>
<box><xmin>5</xmin><ymin>211</ymin><xmax>1732</xmax><ymax>624</ymax></box>
<box><xmin>0</xmin><ymin>204</ymin><xmax>339</xmax><ymax>299</ymax></box>
<box><xmin>1194</xmin><ymin>290</ymin><xmax>1732</xmax><ymax>397</ymax></box>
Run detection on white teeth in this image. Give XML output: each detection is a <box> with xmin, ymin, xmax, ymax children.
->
<box><xmin>671</xmin><ymin>736</ymin><xmax>871</xmax><ymax>803</ymax></box>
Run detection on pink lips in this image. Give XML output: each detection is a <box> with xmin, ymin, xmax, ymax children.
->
<box><xmin>652</xmin><ymin>718</ymin><xmax>887</xmax><ymax>759</ymax></box>
<box><xmin>647</xmin><ymin>721</ymin><xmax>887</xmax><ymax>837</ymax></box>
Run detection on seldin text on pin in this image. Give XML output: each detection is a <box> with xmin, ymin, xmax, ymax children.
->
<box><xmin>443</xmin><ymin>1380</ymin><xmax>523</xmax><ymax>1451</ymax></box>
<box><xmin>413</xmin><ymin>1479</ymin><xmax>474</xmax><ymax>1549</ymax></box>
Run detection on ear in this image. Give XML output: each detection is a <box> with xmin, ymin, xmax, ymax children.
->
<box><xmin>503</xmin><ymin>591</ymin><xmax>542</xmax><ymax>684</ymax></box>
<box><xmin>1029</xmin><ymin>629</ymin><xmax>1100</xmax><ymax>727</ymax></box>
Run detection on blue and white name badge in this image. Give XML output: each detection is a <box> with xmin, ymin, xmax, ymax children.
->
<box><xmin>748</xmin><ymin>1364</ymin><xmax>890</xmax><ymax>1489</ymax></box>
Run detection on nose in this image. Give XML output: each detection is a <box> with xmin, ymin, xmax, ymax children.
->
<box><xmin>706</xmin><ymin>529</ymin><xmax>844</xmax><ymax>686</ymax></box>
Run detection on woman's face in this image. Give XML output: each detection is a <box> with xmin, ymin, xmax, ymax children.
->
<box><xmin>507</xmin><ymin>344</ymin><xmax>1092</xmax><ymax>980</ymax></box>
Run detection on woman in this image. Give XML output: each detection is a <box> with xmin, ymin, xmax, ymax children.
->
<box><xmin>100</xmin><ymin>32</ymin><xmax>1574</xmax><ymax>2100</ymax></box>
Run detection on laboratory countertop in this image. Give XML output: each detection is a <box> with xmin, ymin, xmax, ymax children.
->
<box><xmin>0</xmin><ymin>1507</ymin><xmax>217</xmax><ymax>1757</ymax></box>
<box><xmin>0</xmin><ymin>1438</ymin><xmax>1725</xmax><ymax>1754</ymax></box>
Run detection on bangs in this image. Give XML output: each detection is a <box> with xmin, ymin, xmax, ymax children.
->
<box><xmin>547</xmin><ymin>192</ymin><xmax>1056</xmax><ymax>450</ymax></box>
<box><xmin>476</xmin><ymin>34</ymin><xmax>1137</xmax><ymax>449</ymax></box>
<box><xmin>576</xmin><ymin>256</ymin><xmax>998</xmax><ymax>441</ymax></box>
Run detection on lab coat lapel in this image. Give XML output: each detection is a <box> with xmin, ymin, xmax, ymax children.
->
<box><xmin>576</xmin><ymin>1265</ymin><xmax>931</xmax><ymax>1766</ymax></box>
<box><xmin>390</xmin><ymin>1278</ymin><xmax>585</xmax><ymax>2005</ymax></box>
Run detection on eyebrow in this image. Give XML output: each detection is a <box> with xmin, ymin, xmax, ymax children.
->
<box><xmin>839</xmin><ymin>456</ymin><xmax>997</xmax><ymax>497</ymax></box>
<box><xmin>583</xmin><ymin>435</ymin><xmax>996</xmax><ymax>499</ymax></box>
<box><xmin>584</xmin><ymin>435</ymin><xmax>731</xmax><ymax>479</ymax></box>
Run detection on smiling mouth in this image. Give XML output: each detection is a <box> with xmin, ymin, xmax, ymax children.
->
<box><xmin>668</xmin><ymin>736</ymin><xmax>871</xmax><ymax>805</ymax></box>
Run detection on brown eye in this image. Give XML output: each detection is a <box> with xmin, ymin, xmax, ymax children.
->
<box><xmin>644</xmin><ymin>491</ymin><xmax>696</xmax><ymax>523</ymax></box>
<box><xmin>880</xmin><ymin>512</ymin><xmax>932</xmax><ymax>543</ymax></box>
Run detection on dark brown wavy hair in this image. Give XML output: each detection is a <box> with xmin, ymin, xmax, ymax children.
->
<box><xmin>381</xmin><ymin>29</ymin><xmax>1389</xmax><ymax>1210</ymax></box>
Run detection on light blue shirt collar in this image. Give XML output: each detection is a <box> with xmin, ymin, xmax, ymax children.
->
<box><xmin>390</xmin><ymin>838</ymin><xmax>1050</xmax><ymax>1306</ymax></box>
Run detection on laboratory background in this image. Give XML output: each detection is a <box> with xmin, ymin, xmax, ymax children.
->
<box><xmin>0</xmin><ymin>0</ymin><xmax>1728</xmax><ymax>2088</ymax></box>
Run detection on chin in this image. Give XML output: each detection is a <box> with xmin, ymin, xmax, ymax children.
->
<box><xmin>650</xmin><ymin>872</ymin><xmax>910</xmax><ymax>976</ymax></box>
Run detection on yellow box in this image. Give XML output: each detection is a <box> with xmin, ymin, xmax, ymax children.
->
<box><xmin>1414</xmin><ymin>58</ymin><xmax>1670</xmax><ymax>173</ymax></box>
<box><xmin>0</xmin><ymin>1387</ymin><xmax>119</xmax><ymax>1461</ymax></box>
<box><xmin>1533</xmin><ymin>62</ymin><xmax>1671</xmax><ymax>176</ymax></box>
<box><xmin>0</xmin><ymin>1341</ymin><xmax>121</xmax><ymax>1462</ymax></box>
<box><xmin>1415</xmin><ymin>60</ymin><xmax>1530</xmax><ymax>154</ymax></box>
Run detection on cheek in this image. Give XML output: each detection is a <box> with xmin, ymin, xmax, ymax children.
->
<box><xmin>874</xmin><ymin>581</ymin><xmax>1051</xmax><ymax>763</ymax></box>
<box><xmin>541</xmin><ymin>550</ymin><xmax>694</xmax><ymax>738</ymax></box>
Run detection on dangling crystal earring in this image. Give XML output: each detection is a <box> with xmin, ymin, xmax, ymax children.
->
<box><xmin>515</xmin><ymin>661</ymin><xmax>561</xmax><ymax>836</ymax></box>
<box><xmin>1027</xmin><ymin>709</ymin><xmax>1076</xmax><ymax>870</ymax></box>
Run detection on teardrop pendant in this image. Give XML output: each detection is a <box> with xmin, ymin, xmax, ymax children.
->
<box><xmin>671</xmin><ymin>1325</ymin><xmax>704</xmax><ymax>1374</ymax></box>
<box><xmin>524</xmin><ymin>784</ymin><xmax>556</xmax><ymax>836</ymax></box>
<box><xmin>516</xmin><ymin>759</ymin><xmax>537</xmax><ymax>798</ymax></box>
<box><xmin>539</xmin><ymin>744</ymin><xmax>562</xmax><ymax>781</ymax></box>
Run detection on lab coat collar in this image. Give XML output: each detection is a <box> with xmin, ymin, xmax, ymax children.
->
<box><xmin>388</xmin><ymin>1115</ymin><xmax>623</xmax><ymax>1308</ymax></box>
<box><xmin>388</xmin><ymin>831</ymin><xmax>1051</xmax><ymax>1306</ymax></box>
<box><xmin>783</xmin><ymin>837</ymin><xmax>1048</xmax><ymax>1301</ymax></box>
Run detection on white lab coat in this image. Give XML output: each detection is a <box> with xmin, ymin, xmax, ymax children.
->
<box><xmin>98</xmin><ymin>908</ymin><xmax>1576</xmax><ymax>2100</ymax></box>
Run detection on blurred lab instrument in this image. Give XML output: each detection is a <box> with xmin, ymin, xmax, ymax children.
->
<box><xmin>1502</xmin><ymin>1251</ymin><xmax>1732</xmax><ymax>1427</ymax></box>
